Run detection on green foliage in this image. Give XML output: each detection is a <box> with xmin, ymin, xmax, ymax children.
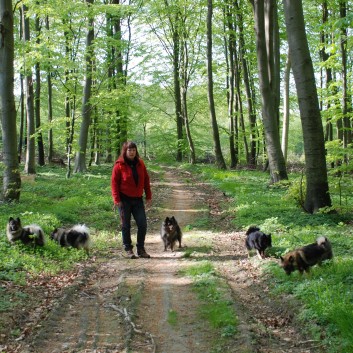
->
<box><xmin>167</xmin><ymin>309</ymin><xmax>178</xmax><ymax>327</ymax></box>
<box><xmin>180</xmin><ymin>163</ymin><xmax>353</xmax><ymax>352</ymax></box>
<box><xmin>181</xmin><ymin>261</ymin><xmax>238</xmax><ymax>340</ymax></box>
<box><xmin>0</xmin><ymin>164</ymin><xmax>119</xmax><ymax>284</ymax></box>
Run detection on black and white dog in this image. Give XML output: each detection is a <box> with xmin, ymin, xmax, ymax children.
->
<box><xmin>7</xmin><ymin>217</ymin><xmax>45</xmax><ymax>246</ymax></box>
<box><xmin>51</xmin><ymin>224</ymin><xmax>90</xmax><ymax>254</ymax></box>
<box><xmin>245</xmin><ymin>226</ymin><xmax>272</xmax><ymax>259</ymax></box>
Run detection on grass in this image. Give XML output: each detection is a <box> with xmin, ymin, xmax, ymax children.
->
<box><xmin>180</xmin><ymin>162</ymin><xmax>353</xmax><ymax>353</ymax></box>
<box><xmin>180</xmin><ymin>261</ymin><xmax>238</xmax><ymax>349</ymax></box>
<box><xmin>1</xmin><ymin>161</ymin><xmax>353</xmax><ymax>352</ymax></box>
<box><xmin>0</xmin><ymin>164</ymin><xmax>120</xmax><ymax>283</ymax></box>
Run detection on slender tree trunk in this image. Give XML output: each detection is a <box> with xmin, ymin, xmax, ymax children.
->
<box><xmin>283</xmin><ymin>0</ymin><xmax>331</xmax><ymax>213</ymax></box>
<box><xmin>0</xmin><ymin>0</ymin><xmax>21</xmax><ymax>201</ymax></box>
<box><xmin>171</xmin><ymin>10</ymin><xmax>184</xmax><ymax>162</ymax></box>
<box><xmin>22</xmin><ymin>4</ymin><xmax>36</xmax><ymax>175</ymax></box>
<box><xmin>251</xmin><ymin>0</ymin><xmax>287</xmax><ymax>182</ymax></box>
<box><xmin>35</xmin><ymin>14</ymin><xmax>45</xmax><ymax>166</ymax></box>
<box><xmin>339</xmin><ymin>1</ymin><xmax>352</xmax><ymax>148</ymax></box>
<box><xmin>207</xmin><ymin>0</ymin><xmax>226</xmax><ymax>169</ymax></box>
<box><xmin>236</xmin><ymin>0</ymin><xmax>257</xmax><ymax>167</ymax></box>
<box><xmin>224</xmin><ymin>4</ymin><xmax>237</xmax><ymax>168</ymax></box>
<box><xmin>46</xmin><ymin>16</ymin><xmax>53</xmax><ymax>163</ymax></box>
<box><xmin>74</xmin><ymin>0</ymin><xmax>94</xmax><ymax>173</ymax></box>
<box><xmin>281</xmin><ymin>53</ymin><xmax>290</xmax><ymax>161</ymax></box>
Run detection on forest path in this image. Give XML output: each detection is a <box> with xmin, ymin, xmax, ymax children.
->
<box><xmin>13</xmin><ymin>166</ymin><xmax>320</xmax><ymax>353</ymax></box>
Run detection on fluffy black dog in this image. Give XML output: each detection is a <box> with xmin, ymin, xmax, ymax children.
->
<box><xmin>51</xmin><ymin>224</ymin><xmax>90</xmax><ymax>254</ymax></box>
<box><xmin>245</xmin><ymin>226</ymin><xmax>272</xmax><ymax>259</ymax></box>
<box><xmin>161</xmin><ymin>216</ymin><xmax>182</xmax><ymax>252</ymax></box>
<box><xmin>6</xmin><ymin>217</ymin><xmax>45</xmax><ymax>246</ymax></box>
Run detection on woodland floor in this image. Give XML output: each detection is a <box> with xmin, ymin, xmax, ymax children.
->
<box><xmin>0</xmin><ymin>166</ymin><xmax>325</xmax><ymax>353</ymax></box>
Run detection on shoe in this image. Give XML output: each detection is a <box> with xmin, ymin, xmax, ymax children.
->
<box><xmin>138</xmin><ymin>248</ymin><xmax>151</xmax><ymax>258</ymax></box>
<box><xmin>125</xmin><ymin>249</ymin><xmax>137</xmax><ymax>259</ymax></box>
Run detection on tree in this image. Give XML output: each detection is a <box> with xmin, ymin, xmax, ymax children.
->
<box><xmin>22</xmin><ymin>4</ymin><xmax>36</xmax><ymax>174</ymax></box>
<box><xmin>282</xmin><ymin>0</ymin><xmax>331</xmax><ymax>213</ymax></box>
<box><xmin>74</xmin><ymin>0</ymin><xmax>95</xmax><ymax>173</ymax></box>
<box><xmin>250</xmin><ymin>0</ymin><xmax>287</xmax><ymax>182</ymax></box>
<box><xmin>207</xmin><ymin>0</ymin><xmax>226</xmax><ymax>169</ymax></box>
<box><xmin>0</xmin><ymin>0</ymin><xmax>21</xmax><ymax>201</ymax></box>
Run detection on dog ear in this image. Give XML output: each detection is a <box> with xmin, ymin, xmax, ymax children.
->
<box><xmin>280</xmin><ymin>256</ymin><xmax>284</xmax><ymax>262</ymax></box>
<box><xmin>9</xmin><ymin>217</ymin><xmax>14</xmax><ymax>221</ymax></box>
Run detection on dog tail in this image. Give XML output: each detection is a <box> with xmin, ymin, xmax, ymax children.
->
<box><xmin>25</xmin><ymin>224</ymin><xmax>46</xmax><ymax>246</ymax></box>
<box><xmin>246</xmin><ymin>226</ymin><xmax>260</xmax><ymax>235</ymax></box>
<box><xmin>71</xmin><ymin>224</ymin><xmax>91</xmax><ymax>252</ymax></box>
<box><xmin>316</xmin><ymin>236</ymin><xmax>333</xmax><ymax>259</ymax></box>
<box><xmin>71</xmin><ymin>224</ymin><xmax>89</xmax><ymax>235</ymax></box>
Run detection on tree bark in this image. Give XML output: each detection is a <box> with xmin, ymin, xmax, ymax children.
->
<box><xmin>251</xmin><ymin>0</ymin><xmax>287</xmax><ymax>182</ymax></box>
<box><xmin>0</xmin><ymin>0</ymin><xmax>21</xmax><ymax>201</ymax></box>
<box><xmin>281</xmin><ymin>53</ymin><xmax>290</xmax><ymax>162</ymax></box>
<box><xmin>22</xmin><ymin>4</ymin><xmax>36</xmax><ymax>175</ymax></box>
<box><xmin>35</xmin><ymin>13</ymin><xmax>45</xmax><ymax>166</ymax></box>
<box><xmin>283</xmin><ymin>0</ymin><xmax>331</xmax><ymax>213</ymax></box>
<box><xmin>74</xmin><ymin>0</ymin><xmax>94</xmax><ymax>173</ymax></box>
<box><xmin>207</xmin><ymin>0</ymin><xmax>226</xmax><ymax>169</ymax></box>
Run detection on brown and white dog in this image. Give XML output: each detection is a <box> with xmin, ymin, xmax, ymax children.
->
<box><xmin>280</xmin><ymin>236</ymin><xmax>333</xmax><ymax>275</ymax></box>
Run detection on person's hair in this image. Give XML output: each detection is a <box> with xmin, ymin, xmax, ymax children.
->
<box><xmin>120</xmin><ymin>141</ymin><xmax>140</xmax><ymax>160</ymax></box>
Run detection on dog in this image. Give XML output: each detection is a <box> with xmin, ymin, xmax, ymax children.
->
<box><xmin>161</xmin><ymin>216</ymin><xmax>182</xmax><ymax>252</ymax></box>
<box><xmin>6</xmin><ymin>217</ymin><xmax>45</xmax><ymax>246</ymax></box>
<box><xmin>245</xmin><ymin>226</ymin><xmax>272</xmax><ymax>259</ymax></box>
<box><xmin>51</xmin><ymin>224</ymin><xmax>90</xmax><ymax>254</ymax></box>
<box><xmin>280</xmin><ymin>236</ymin><xmax>333</xmax><ymax>275</ymax></box>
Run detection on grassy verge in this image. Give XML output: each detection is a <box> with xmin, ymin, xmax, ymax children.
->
<box><xmin>180</xmin><ymin>163</ymin><xmax>353</xmax><ymax>353</ymax></box>
<box><xmin>180</xmin><ymin>260</ymin><xmax>238</xmax><ymax>353</ymax></box>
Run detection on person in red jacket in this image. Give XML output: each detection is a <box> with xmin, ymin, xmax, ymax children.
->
<box><xmin>111</xmin><ymin>141</ymin><xmax>152</xmax><ymax>259</ymax></box>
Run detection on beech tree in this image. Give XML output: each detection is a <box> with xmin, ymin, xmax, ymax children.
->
<box><xmin>283</xmin><ymin>0</ymin><xmax>331</xmax><ymax>213</ymax></box>
<box><xmin>74</xmin><ymin>0</ymin><xmax>95</xmax><ymax>173</ymax></box>
<box><xmin>22</xmin><ymin>4</ymin><xmax>36</xmax><ymax>175</ymax></box>
<box><xmin>250</xmin><ymin>0</ymin><xmax>287</xmax><ymax>182</ymax></box>
<box><xmin>207</xmin><ymin>0</ymin><xmax>226</xmax><ymax>169</ymax></box>
<box><xmin>0</xmin><ymin>0</ymin><xmax>21</xmax><ymax>201</ymax></box>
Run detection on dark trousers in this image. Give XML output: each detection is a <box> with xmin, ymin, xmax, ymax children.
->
<box><xmin>118</xmin><ymin>195</ymin><xmax>147</xmax><ymax>251</ymax></box>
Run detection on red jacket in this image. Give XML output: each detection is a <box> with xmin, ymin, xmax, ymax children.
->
<box><xmin>111</xmin><ymin>157</ymin><xmax>152</xmax><ymax>204</ymax></box>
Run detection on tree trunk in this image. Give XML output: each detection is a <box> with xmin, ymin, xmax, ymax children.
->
<box><xmin>251</xmin><ymin>0</ymin><xmax>287</xmax><ymax>182</ymax></box>
<box><xmin>207</xmin><ymin>0</ymin><xmax>226</xmax><ymax>169</ymax></box>
<box><xmin>282</xmin><ymin>0</ymin><xmax>331</xmax><ymax>213</ymax></box>
<box><xmin>236</xmin><ymin>0</ymin><xmax>257</xmax><ymax>167</ymax></box>
<box><xmin>171</xmin><ymin>10</ymin><xmax>184</xmax><ymax>162</ymax></box>
<box><xmin>22</xmin><ymin>4</ymin><xmax>36</xmax><ymax>175</ymax></box>
<box><xmin>0</xmin><ymin>0</ymin><xmax>21</xmax><ymax>201</ymax></box>
<box><xmin>35</xmin><ymin>14</ymin><xmax>45</xmax><ymax>166</ymax></box>
<box><xmin>281</xmin><ymin>52</ymin><xmax>290</xmax><ymax>162</ymax></box>
<box><xmin>74</xmin><ymin>0</ymin><xmax>94</xmax><ymax>173</ymax></box>
<box><xmin>339</xmin><ymin>1</ymin><xmax>352</xmax><ymax>149</ymax></box>
<box><xmin>46</xmin><ymin>16</ymin><xmax>53</xmax><ymax>163</ymax></box>
<box><xmin>224</xmin><ymin>4</ymin><xmax>237</xmax><ymax>169</ymax></box>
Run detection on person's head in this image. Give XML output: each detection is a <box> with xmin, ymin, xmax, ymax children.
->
<box><xmin>120</xmin><ymin>141</ymin><xmax>140</xmax><ymax>161</ymax></box>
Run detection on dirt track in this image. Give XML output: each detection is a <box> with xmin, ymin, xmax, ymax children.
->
<box><xmin>4</xmin><ymin>166</ymin><xmax>323</xmax><ymax>353</ymax></box>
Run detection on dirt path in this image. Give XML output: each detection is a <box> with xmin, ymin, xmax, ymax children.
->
<box><xmin>6</xmin><ymin>166</ymin><xmax>322</xmax><ymax>353</ymax></box>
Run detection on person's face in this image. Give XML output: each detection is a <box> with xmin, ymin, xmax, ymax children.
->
<box><xmin>126</xmin><ymin>147</ymin><xmax>137</xmax><ymax>160</ymax></box>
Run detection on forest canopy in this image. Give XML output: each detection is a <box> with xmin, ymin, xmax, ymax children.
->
<box><xmin>0</xmin><ymin>0</ymin><xmax>352</xmax><ymax>212</ymax></box>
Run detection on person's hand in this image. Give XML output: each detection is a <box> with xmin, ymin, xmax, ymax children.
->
<box><xmin>112</xmin><ymin>202</ymin><xmax>121</xmax><ymax>211</ymax></box>
<box><xmin>145</xmin><ymin>199</ymin><xmax>152</xmax><ymax>211</ymax></box>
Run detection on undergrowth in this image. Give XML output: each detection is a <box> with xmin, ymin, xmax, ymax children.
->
<box><xmin>1</xmin><ymin>161</ymin><xmax>353</xmax><ymax>352</ymax></box>
<box><xmin>180</xmin><ymin>261</ymin><xmax>238</xmax><ymax>351</ymax></box>
<box><xmin>180</xmin><ymin>162</ymin><xmax>353</xmax><ymax>353</ymax></box>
